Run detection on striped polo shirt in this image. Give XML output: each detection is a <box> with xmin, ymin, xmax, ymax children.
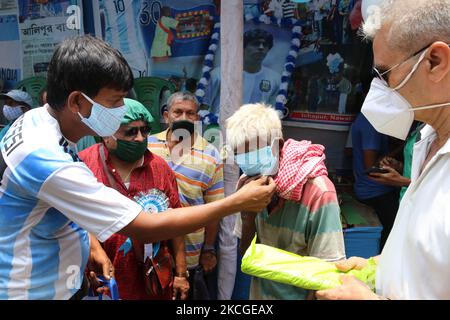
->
<box><xmin>148</xmin><ymin>130</ymin><xmax>224</xmax><ymax>268</ymax></box>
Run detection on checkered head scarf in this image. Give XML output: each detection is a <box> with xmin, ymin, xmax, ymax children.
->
<box><xmin>274</xmin><ymin>139</ymin><xmax>328</xmax><ymax>202</ymax></box>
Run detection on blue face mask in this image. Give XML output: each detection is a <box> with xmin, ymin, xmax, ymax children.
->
<box><xmin>79</xmin><ymin>93</ymin><xmax>128</xmax><ymax>137</ymax></box>
<box><xmin>235</xmin><ymin>145</ymin><xmax>279</xmax><ymax>177</ymax></box>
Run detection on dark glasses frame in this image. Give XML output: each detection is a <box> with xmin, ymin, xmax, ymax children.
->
<box><xmin>123</xmin><ymin>125</ymin><xmax>151</xmax><ymax>137</ymax></box>
<box><xmin>372</xmin><ymin>43</ymin><xmax>431</xmax><ymax>83</ymax></box>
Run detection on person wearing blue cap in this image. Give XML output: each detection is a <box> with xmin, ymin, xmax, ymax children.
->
<box><xmin>0</xmin><ymin>90</ymin><xmax>34</xmax><ymax>141</ymax></box>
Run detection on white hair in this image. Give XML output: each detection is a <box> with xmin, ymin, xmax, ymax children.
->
<box><xmin>166</xmin><ymin>91</ymin><xmax>199</xmax><ymax>110</ymax></box>
<box><xmin>362</xmin><ymin>0</ymin><xmax>450</xmax><ymax>53</ymax></box>
<box><xmin>225</xmin><ymin>103</ymin><xmax>283</xmax><ymax>152</ymax></box>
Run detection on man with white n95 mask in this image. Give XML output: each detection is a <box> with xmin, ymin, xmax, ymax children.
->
<box><xmin>316</xmin><ymin>0</ymin><xmax>450</xmax><ymax>300</ymax></box>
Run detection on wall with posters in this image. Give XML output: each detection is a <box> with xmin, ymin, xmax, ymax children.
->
<box><xmin>0</xmin><ymin>1</ymin><xmax>21</xmax><ymax>90</ymax></box>
<box><xmin>283</xmin><ymin>0</ymin><xmax>369</xmax><ymax>130</ymax></box>
<box><xmin>92</xmin><ymin>0</ymin><xmax>218</xmax><ymax>82</ymax></box>
<box><xmin>240</xmin><ymin>0</ymin><xmax>370</xmax><ymax>130</ymax></box>
<box><xmin>90</xmin><ymin>0</ymin><xmax>371</xmax><ymax>172</ymax></box>
<box><xmin>0</xmin><ymin>0</ymin><xmax>84</xmax><ymax>90</ymax></box>
<box><xmin>248</xmin><ymin>0</ymin><xmax>369</xmax><ymax>173</ymax></box>
<box><xmin>18</xmin><ymin>0</ymin><xmax>83</xmax><ymax>78</ymax></box>
<box><xmin>0</xmin><ymin>0</ymin><xmax>371</xmax><ymax>172</ymax></box>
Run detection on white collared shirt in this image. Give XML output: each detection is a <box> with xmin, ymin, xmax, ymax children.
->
<box><xmin>377</xmin><ymin>125</ymin><xmax>450</xmax><ymax>299</ymax></box>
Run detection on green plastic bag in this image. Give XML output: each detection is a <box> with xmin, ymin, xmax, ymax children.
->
<box><xmin>241</xmin><ymin>236</ymin><xmax>377</xmax><ymax>291</ymax></box>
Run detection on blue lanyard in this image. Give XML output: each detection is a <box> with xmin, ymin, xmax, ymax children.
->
<box><xmin>87</xmin><ymin>276</ymin><xmax>120</xmax><ymax>300</ymax></box>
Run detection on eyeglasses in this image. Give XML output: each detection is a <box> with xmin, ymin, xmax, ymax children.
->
<box><xmin>123</xmin><ymin>125</ymin><xmax>151</xmax><ymax>137</ymax></box>
<box><xmin>372</xmin><ymin>43</ymin><xmax>431</xmax><ymax>84</ymax></box>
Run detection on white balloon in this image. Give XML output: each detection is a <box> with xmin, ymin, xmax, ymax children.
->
<box><xmin>292</xmin><ymin>26</ymin><xmax>302</xmax><ymax>34</ymax></box>
<box><xmin>276</xmin><ymin>110</ymin><xmax>284</xmax><ymax>120</ymax></box>
<box><xmin>195</xmin><ymin>89</ymin><xmax>205</xmax><ymax>97</ymax></box>
<box><xmin>198</xmin><ymin>110</ymin><xmax>209</xmax><ymax>117</ymax></box>
<box><xmin>276</xmin><ymin>95</ymin><xmax>287</xmax><ymax>103</ymax></box>
<box><xmin>361</xmin><ymin>0</ymin><xmax>383</xmax><ymax>22</ymax></box>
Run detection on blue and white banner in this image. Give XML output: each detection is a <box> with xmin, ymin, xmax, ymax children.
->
<box><xmin>0</xmin><ymin>13</ymin><xmax>21</xmax><ymax>90</ymax></box>
<box><xmin>93</xmin><ymin>0</ymin><xmax>369</xmax><ymax>131</ymax></box>
<box><xmin>94</xmin><ymin>0</ymin><xmax>217</xmax><ymax>80</ymax></box>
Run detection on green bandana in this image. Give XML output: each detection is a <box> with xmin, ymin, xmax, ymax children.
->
<box><xmin>111</xmin><ymin>138</ymin><xmax>148</xmax><ymax>163</ymax></box>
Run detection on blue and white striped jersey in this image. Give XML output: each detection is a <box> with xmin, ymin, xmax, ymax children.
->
<box><xmin>0</xmin><ymin>106</ymin><xmax>142</xmax><ymax>300</ymax></box>
<box><xmin>100</xmin><ymin>0</ymin><xmax>149</xmax><ymax>77</ymax></box>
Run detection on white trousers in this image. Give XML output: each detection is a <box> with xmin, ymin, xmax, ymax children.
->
<box><xmin>216</xmin><ymin>164</ymin><xmax>239</xmax><ymax>299</ymax></box>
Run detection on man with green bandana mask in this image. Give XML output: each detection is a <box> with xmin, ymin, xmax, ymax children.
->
<box><xmin>79</xmin><ymin>99</ymin><xmax>190</xmax><ymax>300</ymax></box>
<box><xmin>107</xmin><ymin>98</ymin><xmax>153</xmax><ymax>164</ymax></box>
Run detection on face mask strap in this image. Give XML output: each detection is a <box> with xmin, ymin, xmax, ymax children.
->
<box><xmin>81</xmin><ymin>92</ymin><xmax>96</xmax><ymax>106</ymax></box>
<box><xmin>77</xmin><ymin>111</ymin><xmax>85</xmax><ymax>121</ymax></box>
<box><xmin>393</xmin><ymin>49</ymin><xmax>428</xmax><ymax>91</ymax></box>
<box><xmin>413</xmin><ymin>102</ymin><xmax>450</xmax><ymax>111</ymax></box>
<box><xmin>270</xmin><ymin>137</ymin><xmax>282</xmax><ymax>158</ymax></box>
<box><xmin>78</xmin><ymin>93</ymin><xmax>95</xmax><ymax>121</ymax></box>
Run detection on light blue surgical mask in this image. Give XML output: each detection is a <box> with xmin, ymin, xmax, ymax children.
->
<box><xmin>235</xmin><ymin>143</ymin><xmax>279</xmax><ymax>177</ymax></box>
<box><xmin>3</xmin><ymin>105</ymin><xmax>24</xmax><ymax>122</ymax></box>
<box><xmin>79</xmin><ymin>93</ymin><xmax>127</xmax><ymax>137</ymax></box>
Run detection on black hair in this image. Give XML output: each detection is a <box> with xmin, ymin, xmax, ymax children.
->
<box><xmin>243</xmin><ymin>29</ymin><xmax>274</xmax><ymax>49</ymax></box>
<box><xmin>46</xmin><ymin>35</ymin><xmax>134</xmax><ymax>111</ymax></box>
<box><xmin>185</xmin><ymin>78</ymin><xmax>198</xmax><ymax>93</ymax></box>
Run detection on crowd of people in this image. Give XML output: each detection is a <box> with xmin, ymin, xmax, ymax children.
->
<box><xmin>0</xmin><ymin>0</ymin><xmax>449</xmax><ymax>300</ymax></box>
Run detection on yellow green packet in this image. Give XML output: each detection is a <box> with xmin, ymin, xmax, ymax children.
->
<box><xmin>241</xmin><ymin>236</ymin><xmax>377</xmax><ymax>291</ymax></box>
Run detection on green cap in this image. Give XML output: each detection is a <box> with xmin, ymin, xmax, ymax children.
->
<box><xmin>122</xmin><ymin>98</ymin><xmax>154</xmax><ymax>126</ymax></box>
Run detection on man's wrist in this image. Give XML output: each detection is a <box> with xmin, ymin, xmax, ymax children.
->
<box><xmin>225</xmin><ymin>192</ymin><xmax>241</xmax><ymax>213</ymax></box>
<box><xmin>175</xmin><ymin>270</ymin><xmax>190</xmax><ymax>278</ymax></box>
<box><xmin>88</xmin><ymin>234</ymin><xmax>101</xmax><ymax>251</ymax></box>
<box><xmin>202</xmin><ymin>244</ymin><xmax>216</xmax><ymax>255</ymax></box>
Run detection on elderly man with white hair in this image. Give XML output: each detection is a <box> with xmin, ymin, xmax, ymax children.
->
<box><xmin>316</xmin><ymin>0</ymin><xmax>450</xmax><ymax>300</ymax></box>
<box><xmin>227</xmin><ymin>103</ymin><xmax>346</xmax><ymax>300</ymax></box>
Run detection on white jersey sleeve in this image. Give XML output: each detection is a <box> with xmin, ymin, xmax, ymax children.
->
<box><xmin>38</xmin><ymin>163</ymin><xmax>142</xmax><ymax>242</ymax></box>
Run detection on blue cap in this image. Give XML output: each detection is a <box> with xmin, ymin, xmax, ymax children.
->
<box><xmin>0</xmin><ymin>90</ymin><xmax>34</xmax><ymax>108</ymax></box>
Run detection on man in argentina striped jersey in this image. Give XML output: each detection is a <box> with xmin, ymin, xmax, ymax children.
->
<box><xmin>0</xmin><ymin>35</ymin><xmax>276</xmax><ymax>300</ymax></box>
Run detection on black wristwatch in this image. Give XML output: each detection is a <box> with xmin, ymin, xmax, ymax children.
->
<box><xmin>175</xmin><ymin>270</ymin><xmax>190</xmax><ymax>278</ymax></box>
<box><xmin>202</xmin><ymin>244</ymin><xmax>217</xmax><ymax>255</ymax></box>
